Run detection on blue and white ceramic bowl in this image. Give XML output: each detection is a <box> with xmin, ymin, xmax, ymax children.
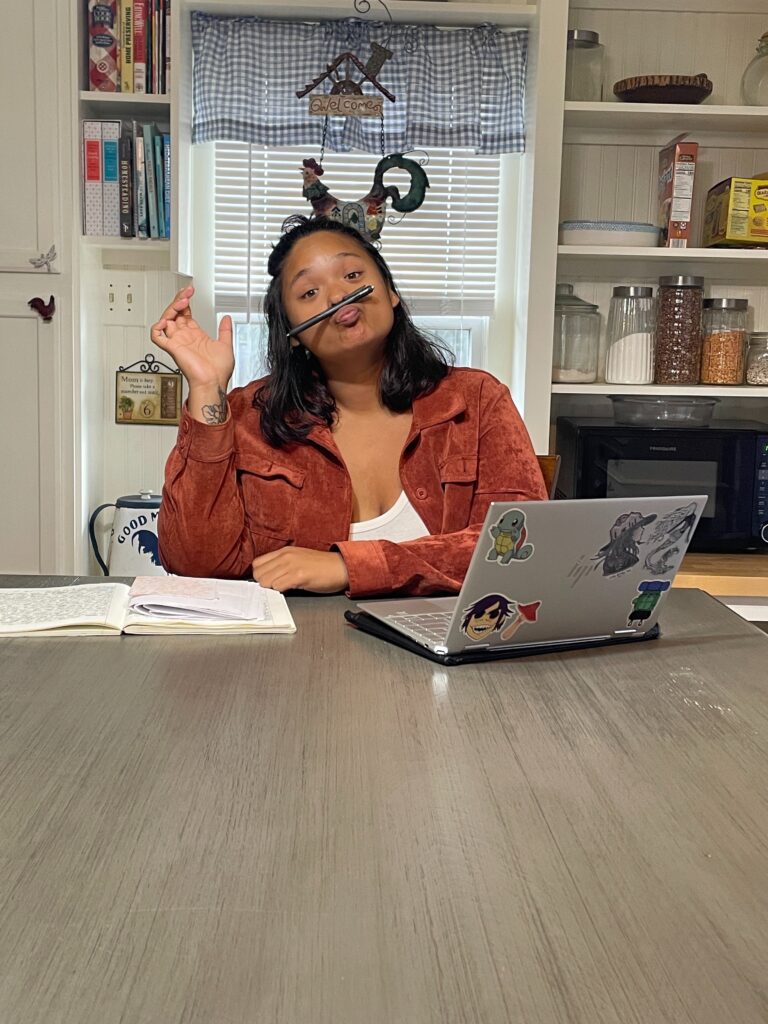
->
<box><xmin>559</xmin><ymin>220</ymin><xmax>660</xmax><ymax>247</ymax></box>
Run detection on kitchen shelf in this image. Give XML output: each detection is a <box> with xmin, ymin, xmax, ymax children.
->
<box><xmin>563</xmin><ymin>101</ymin><xmax>768</xmax><ymax>139</ymax></box>
<box><xmin>557</xmin><ymin>246</ymin><xmax>768</xmax><ymax>284</ymax></box>
<box><xmin>81</xmin><ymin>237</ymin><xmax>170</xmax><ymax>249</ymax></box>
<box><xmin>180</xmin><ymin>0</ymin><xmax>536</xmax><ymax>26</ymax></box>
<box><xmin>552</xmin><ymin>383</ymin><xmax>768</xmax><ymax>397</ymax></box>
<box><xmin>79</xmin><ymin>91</ymin><xmax>171</xmax><ymax>121</ymax></box>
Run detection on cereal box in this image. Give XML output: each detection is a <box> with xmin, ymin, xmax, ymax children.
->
<box><xmin>702</xmin><ymin>175</ymin><xmax>768</xmax><ymax>248</ymax></box>
<box><xmin>657</xmin><ymin>134</ymin><xmax>698</xmax><ymax>248</ymax></box>
<box><xmin>88</xmin><ymin>0</ymin><xmax>119</xmax><ymax>92</ymax></box>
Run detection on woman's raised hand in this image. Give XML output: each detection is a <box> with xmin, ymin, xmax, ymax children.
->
<box><xmin>150</xmin><ymin>286</ymin><xmax>234</xmax><ymax>392</ymax></box>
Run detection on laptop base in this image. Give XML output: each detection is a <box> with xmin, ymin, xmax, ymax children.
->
<box><xmin>345</xmin><ymin>610</ymin><xmax>661</xmax><ymax>666</ymax></box>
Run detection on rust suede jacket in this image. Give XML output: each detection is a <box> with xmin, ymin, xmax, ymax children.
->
<box><xmin>158</xmin><ymin>367</ymin><xmax>547</xmax><ymax>597</ymax></box>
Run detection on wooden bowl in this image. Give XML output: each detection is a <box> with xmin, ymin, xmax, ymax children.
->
<box><xmin>613</xmin><ymin>73</ymin><xmax>713</xmax><ymax>104</ymax></box>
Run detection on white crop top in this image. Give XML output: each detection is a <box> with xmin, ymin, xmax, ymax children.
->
<box><xmin>348</xmin><ymin>491</ymin><xmax>430</xmax><ymax>542</ymax></box>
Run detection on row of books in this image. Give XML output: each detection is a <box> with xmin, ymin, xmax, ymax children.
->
<box><xmin>82</xmin><ymin>120</ymin><xmax>171</xmax><ymax>239</ymax></box>
<box><xmin>87</xmin><ymin>0</ymin><xmax>170</xmax><ymax>94</ymax></box>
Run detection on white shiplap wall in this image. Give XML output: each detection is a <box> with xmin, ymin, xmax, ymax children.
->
<box><xmin>568</xmin><ymin>8</ymin><xmax>766</xmax><ymax>105</ymax></box>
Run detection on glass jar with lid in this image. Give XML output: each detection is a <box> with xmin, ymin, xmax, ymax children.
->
<box><xmin>552</xmin><ymin>283</ymin><xmax>600</xmax><ymax>384</ymax></box>
<box><xmin>654</xmin><ymin>276</ymin><xmax>704</xmax><ymax>385</ymax></box>
<box><xmin>605</xmin><ymin>286</ymin><xmax>655</xmax><ymax>384</ymax></box>
<box><xmin>565</xmin><ymin>30</ymin><xmax>604</xmax><ymax>102</ymax></box>
<box><xmin>741</xmin><ymin>31</ymin><xmax>768</xmax><ymax>105</ymax></box>
<box><xmin>746</xmin><ymin>333</ymin><xmax>768</xmax><ymax>385</ymax></box>
<box><xmin>700</xmin><ymin>298</ymin><xmax>748</xmax><ymax>385</ymax></box>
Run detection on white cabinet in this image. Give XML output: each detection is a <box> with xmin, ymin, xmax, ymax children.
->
<box><xmin>0</xmin><ymin>0</ymin><xmax>75</xmax><ymax>573</ymax></box>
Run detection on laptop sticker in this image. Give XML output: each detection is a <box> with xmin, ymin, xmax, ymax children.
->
<box><xmin>643</xmin><ymin>503</ymin><xmax>698</xmax><ymax>574</ymax></box>
<box><xmin>460</xmin><ymin>594</ymin><xmax>542</xmax><ymax>643</ymax></box>
<box><xmin>628</xmin><ymin>580</ymin><xmax>671</xmax><ymax>626</ymax></box>
<box><xmin>461</xmin><ymin>594</ymin><xmax>515</xmax><ymax>641</ymax></box>
<box><xmin>486</xmin><ymin>508</ymin><xmax>534</xmax><ymax>564</ymax></box>
<box><xmin>500</xmin><ymin>600</ymin><xmax>542</xmax><ymax>641</ymax></box>
<box><xmin>567</xmin><ymin>510</ymin><xmax>658</xmax><ymax>586</ymax></box>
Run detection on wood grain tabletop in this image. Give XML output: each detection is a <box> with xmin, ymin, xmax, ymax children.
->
<box><xmin>1</xmin><ymin>577</ymin><xmax>767</xmax><ymax>1024</ymax></box>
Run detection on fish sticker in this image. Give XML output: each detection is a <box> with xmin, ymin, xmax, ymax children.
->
<box><xmin>486</xmin><ymin>508</ymin><xmax>534</xmax><ymax>564</ymax></box>
<box><xmin>628</xmin><ymin>580</ymin><xmax>671</xmax><ymax>626</ymax></box>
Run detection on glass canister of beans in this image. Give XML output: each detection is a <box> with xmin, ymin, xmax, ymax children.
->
<box><xmin>700</xmin><ymin>298</ymin><xmax>748</xmax><ymax>385</ymax></box>
<box><xmin>746</xmin><ymin>333</ymin><xmax>768</xmax><ymax>385</ymax></box>
<box><xmin>654</xmin><ymin>276</ymin><xmax>704</xmax><ymax>385</ymax></box>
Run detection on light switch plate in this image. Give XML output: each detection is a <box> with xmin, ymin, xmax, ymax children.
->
<box><xmin>103</xmin><ymin>271</ymin><xmax>146</xmax><ymax>325</ymax></box>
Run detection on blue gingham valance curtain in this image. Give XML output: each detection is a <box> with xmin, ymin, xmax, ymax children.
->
<box><xmin>191</xmin><ymin>13</ymin><xmax>528</xmax><ymax>155</ymax></box>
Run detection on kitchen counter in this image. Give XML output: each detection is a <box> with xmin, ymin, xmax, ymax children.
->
<box><xmin>674</xmin><ymin>553</ymin><xmax>768</xmax><ymax>597</ymax></box>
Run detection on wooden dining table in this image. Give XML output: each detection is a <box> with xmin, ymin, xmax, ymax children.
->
<box><xmin>1</xmin><ymin>575</ymin><xmax>768</xmax><ymax>1024</ymax></box>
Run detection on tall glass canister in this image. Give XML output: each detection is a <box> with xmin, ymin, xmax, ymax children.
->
<box><xmin>605</xmin><ymin>286</ymin><xmax>655</xmax><ymax>384</ymax></box>
<box><xmin>654</xmin><ymin>276</ymin><xmax>704</xmax><ymax>385</ymax></box>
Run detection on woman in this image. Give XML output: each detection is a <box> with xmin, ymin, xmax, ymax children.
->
<box><xmin>153</xmin><ymin>216</ymin><xmax>546</xmax><ymax>595</ymax></box>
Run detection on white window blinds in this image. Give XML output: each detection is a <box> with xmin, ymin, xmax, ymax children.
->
<box><xmin>214</xmin><ymin>144</ymin><xmax>502</xmax><ymax>318</ymax></box>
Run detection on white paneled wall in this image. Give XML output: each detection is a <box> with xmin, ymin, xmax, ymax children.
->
<box><xmin>569</xmin><ymin>8</ymin><xmax>765</xmax><ymax>105</ymax></box>
<box><xmin>85</xmin><ymin>268</ymin><xmax>182</xmax><ymax>572</ymax></box>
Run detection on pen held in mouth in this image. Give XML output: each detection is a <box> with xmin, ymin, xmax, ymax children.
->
<box><xmin>286</xmin><ymin>284</ymin><xmax>374</xmax><ymax>339</ymax></box>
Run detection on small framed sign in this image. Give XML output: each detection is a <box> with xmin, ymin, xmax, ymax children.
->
<box><xmin>115</xmin><ymin>355</ymin><xmax>182</xmax><ymax>426</ymax></box>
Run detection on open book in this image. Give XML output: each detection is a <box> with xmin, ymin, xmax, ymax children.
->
<box><xmin>0</xmin><ymin>576</ymin><xmax>296</xmax><ymax>637</ymax></box>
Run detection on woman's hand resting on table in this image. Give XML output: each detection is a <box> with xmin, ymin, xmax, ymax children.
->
<box><xmin>150</xmin><ymin>285</ymin><xmax>235</xmax><ymax>424</ymax></box>
<box><xmin>252</xmin><ymin>548</ymin><xmax>350</xmax><ymax>594</ymax></box>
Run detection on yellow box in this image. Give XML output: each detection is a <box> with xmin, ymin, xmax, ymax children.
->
<box><xmin>702</xmin><ymin>175</ymin><xmax>768</xmax><ymax>247</ymax></box>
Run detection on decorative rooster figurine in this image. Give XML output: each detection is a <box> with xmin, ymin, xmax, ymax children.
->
<box><xmin>28</xmin><ymin>295</ymin><xmax>55</xmax><ymax>322</ymax></box>
<box><xmin>300</xmin><ymin>155</ymin><xmax>429</xmax><ymax>242</ymax></box>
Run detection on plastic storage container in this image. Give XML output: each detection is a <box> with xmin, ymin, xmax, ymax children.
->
<box><xmin>565</xmin><ymin>30</ymin><xmax>604</xmax><ymax>102</ymax></box>
<box><xmin>552</xmin><ymin>283</ymin><xmax>600</xmax><ymax>383</ymax></box>
<box><xmin>605</xmin><ymin>286</ymin><xmax>655</xmax><ymax>384</ymax></box>
<box><xmin>746</xmin><ymin>332</ymin><xmax>768</xmax><ymax>385</ymax></box>
<box><xmin>654</xmin><ymin>276</ymin><xmax>704</xmax><ymax>385</ymax></box>
<box><xmin>610</xmin><ymin>395</ymin><xmax>719</xmax><ymax>427</ymax></box>
<box><xmin>700</xmin><ymin>298</ymin><xmax>747</xmax><ymax>385</ymax></box>
<box><xmin>741</xmin><ymin>31</ymin><xmax>768</xmax><ymax>105</ymax></box>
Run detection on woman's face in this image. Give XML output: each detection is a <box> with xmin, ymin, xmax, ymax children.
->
<box><xmin>280</xmin><ymin>231</ymin><xmax>400</xmax><ymax>366</ymax></box>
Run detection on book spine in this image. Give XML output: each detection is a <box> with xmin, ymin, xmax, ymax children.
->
<box><xmin>88</xmin><ymin>0</ymin><xmax>119</xmax><ymax>92</ymax></box>
<box><xmin>143</xmin><ymin>123</ymin><xmax>159</xmax><ymax>237</ymax></box>
<box><xmin>153</xmin><ymin>133</ymin><xmax>165</xmax><ymax>237</ymax></box>
<box><xmin>164</xmin><ymin>0</ymin><xmax>170</xmax><ymax>95</ymax></box>
<box><xmin>102</xmin><ymin>120</ymin><xmax>121</xmax><ymax>236</ymax></box>
<box><xmin>152</xmin><ymin>0</ymin><xmax>159</xmax><ymax>94</ymax></box>
<box><xmin>118</xmin><ymin>124</ymin><xmax>134</xmax><ymax>237</ymax></box>
<box><xmin>158</xmin><ymin>0</ymin><xmax>165</xmax><ymax>95</ymax></box>
<box><xmin>162</xmin><ymin>132</ymin><xmax>171</xmax><ymax>238</ymax></box>
<box><xmin>133</xmin><ymin>122</ymin><xmax>148</xmax><ymax>238</ymax></box>
<box><xmin>133</xmin><ymin>0</ymin><xmax>147</xmax><ymax>93</ymax></box>
<box><xmin>119</xmin><ymin>0</ymin><xmax>134</xmax><ymax>92</ymax></box>
<box><xmin>82</xmin><ymin>120</ymin><xmax>103</xmax><ymax>235</ymax></box>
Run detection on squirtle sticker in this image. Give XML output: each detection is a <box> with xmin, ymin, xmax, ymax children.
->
<box><xmin>460</xmin><ymin>593</ymin><xmax>542</xmax><ymax>643</ymax></box>
<box><xmin>486</xmin><ymin>508</ymin><xmax>534</xmax><ymax>564</ymax></box>
<box><xmin>627</xmin><ymin>580</ymin><xmax>671</xmax><ymax>626</ymax></box>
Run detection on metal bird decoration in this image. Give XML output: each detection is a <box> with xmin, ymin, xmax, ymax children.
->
<box><xmin>300</xmin><ymin>154</ymin><xmax>429</xmax><ymax>242</ymax></box>
<box><xmin>28</xmin><ymin>295</ymin><xmax>55</xmax><ymax>322</ymax></box>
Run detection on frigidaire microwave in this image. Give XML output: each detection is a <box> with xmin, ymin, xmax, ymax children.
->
<box><xmin>555</xmin><ymin>417</ymin><xmax>768</xmax><ymax>552</ymax></box>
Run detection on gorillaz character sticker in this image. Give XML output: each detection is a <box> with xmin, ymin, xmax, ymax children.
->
<box><xmin>643</xmin><ymin>502</ymin><xmax>698</xmax><ymax>575</ymax></box>
<box><xmin>627</xmin><ymin>580</ymin><xmax>671</xmax><ymax>626</ymax></box>
<box><xmin>460</xmin><ymin>593</ymin><xmax>542</xmax><ymax>643</ymax></box>
<box><xmin>568</xmin><ymin>510</ymin><xmax>658</xmax><ymax>586</ymax></box>
<box><xmin>486</xmin><ymin>508</ymin><xmax>534</xmax><ymax>564</ymax></box>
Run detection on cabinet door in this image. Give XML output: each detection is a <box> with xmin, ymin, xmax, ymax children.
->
<box><xmin>0</xmin><ymin>297</ymin><xmax>57</xmax><ymax>573</ymax></box>
<box><xmin>0</xmin><ymin>0</ymin><xmax>60</xmax><ymax>271</ymax></box>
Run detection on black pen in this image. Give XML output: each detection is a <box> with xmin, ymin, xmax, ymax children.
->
<box><xmin>286</xmin><ymin>284</ymin><xmax>374</xmax><ymax>338</ymax></box>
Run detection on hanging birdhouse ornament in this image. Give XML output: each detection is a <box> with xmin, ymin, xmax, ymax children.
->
<box><xmin>296</xmin><ymin>42</ymin><xmax>395</xmax><ymax>117</ymax></box>
<box><xmin>300</xmin><ymin>155</ymin><xmax>429</xmax><ymax>242</ymax></box>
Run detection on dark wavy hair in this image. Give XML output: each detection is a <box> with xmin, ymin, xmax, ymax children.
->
<box><xmin>252</xmin><ymin>216</ymin><xmax>452</xmax><ymax>447</ymax></box>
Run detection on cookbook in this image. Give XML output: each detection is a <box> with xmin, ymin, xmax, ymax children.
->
<box><xmin>0</xmin><ymin>576</ymin><xmax>295</xmax><ymax>637</ymax></box>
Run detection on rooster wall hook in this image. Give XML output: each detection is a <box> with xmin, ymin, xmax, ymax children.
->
<box><xmin>301</xmin><ymin>155</ymin><xmax>429</xmax><ymax>242</ymax></box>
<box><xmin>28</xmin><ymin>295</ymin><xmax>55</xmax><ymax>323</ymax></box>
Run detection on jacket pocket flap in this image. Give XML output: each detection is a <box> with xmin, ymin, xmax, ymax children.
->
<box><xmin>235</xmin><ymin>453</ymin><xmax>305</xmax><ymax>488</ymax></box>
<box><xmin>439</xmin><ymin>454</ymin><xmax>478</xmax><ymax>483</ymax></box>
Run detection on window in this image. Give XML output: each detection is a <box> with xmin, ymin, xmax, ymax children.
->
<box><xmin>214</xmin><ymin>143</ymin><xmax>504</xmax><ymax>384</ymax></box>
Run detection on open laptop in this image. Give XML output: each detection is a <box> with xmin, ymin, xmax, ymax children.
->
<box><xmin>345</xmin><ymin>495</ymin><xmax>707</xmax><ymax>665</ymax></box>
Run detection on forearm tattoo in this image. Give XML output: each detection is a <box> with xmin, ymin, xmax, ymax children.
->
<box><xmin>201</xmin><ymin>387</ymin><xmax>228</xmax><ymax>424</ymax></box>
